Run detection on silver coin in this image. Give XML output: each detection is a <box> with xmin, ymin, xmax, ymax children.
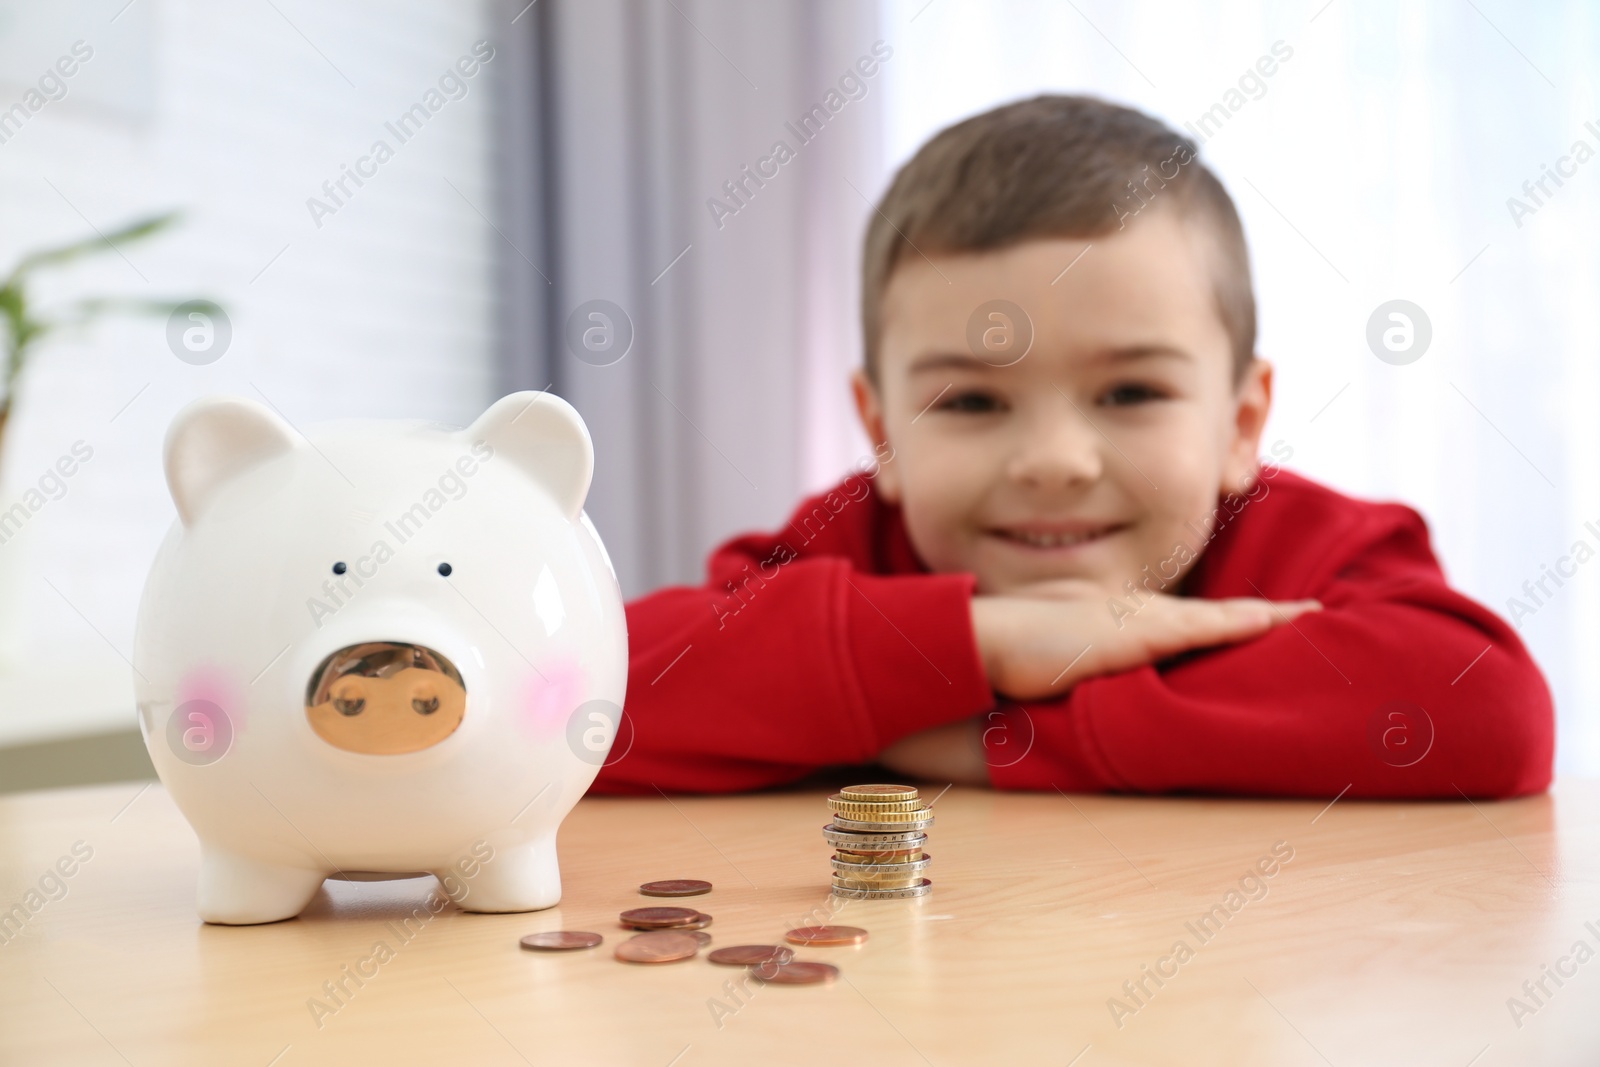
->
<box><xmin>829</xmin><ymin>813</ymin><xmax>935</xmax><ymax>833</ymax></box>
<box><xmin>830</xmin><ymin>853</ymin><xmax>933</xmax><ymax>876</ymax></box>
<box><xmin>822</xmin><ymin>824</ymin><xmax>929</xmax><ymax>847</ymax></box>
<box><xmin>830</xmin><ymin>878</ymin><xmax>934</xmax><ymax>900</ymax></box>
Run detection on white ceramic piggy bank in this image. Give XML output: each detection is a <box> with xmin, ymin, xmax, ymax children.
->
<box><xmin>132</xmin><ymin>390</ymin><xmax>628</xmax><ymax>925</ymax></box>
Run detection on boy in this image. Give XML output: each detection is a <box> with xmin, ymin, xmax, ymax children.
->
<box><xmin>592</xmin><ymin>95</ymin><xmax>1552</xmax><ymax>799</ymax></box>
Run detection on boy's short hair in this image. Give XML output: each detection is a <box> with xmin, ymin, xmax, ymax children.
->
<box><xmin>861</xmin><ymin>94</ymin><xmax>1256</xmax><ymax>386</ymax></box>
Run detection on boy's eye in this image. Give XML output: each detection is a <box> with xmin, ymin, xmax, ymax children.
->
<box><xmin>1099</xmin><ymin>382</ymin><xmax>1167</xmax><ymax>407</ymax></box>
<box><xmin>938</xmin><ymin>390</ymin><xmax>1003</xmax><ymax>414</ymax></box>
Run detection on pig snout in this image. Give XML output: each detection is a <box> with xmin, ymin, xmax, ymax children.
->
<box><xmin>305</xmin><ymin>641</ymin><xmax>467</xmax><ymax>754</ymax></box>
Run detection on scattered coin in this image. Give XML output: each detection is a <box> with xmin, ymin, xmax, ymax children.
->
<box><xmin>614</xmin><ymin>930</ymin><xmax>701</xmax><ymax>963</ymax></box>
<box><xmin>640</xmin><ymin>879</ymin><xmax>712</xmax><ymax>897</ymax></box>
<box><xmin>619</xmin><ymin>906</ymin><xmax>701</xmax><ymax>926</ymax></box>
<box><xmin>751</xmin><ymin>960</ymin><xmax>840</xmax><ymax>985</ymax></box>
<box><xmin>785</xmin><ymin>925</ymin><xmax>868</xmax><ymax>946</ymax></box>
<box><xmin>623</xmin><ymin>914</ymin><xmax>711</xmax><ymax>932</ymax></box>
<box><xmin>708</xmin><ymin>944</ymin><xmax>796</xmax><ymax>967</ymax></box>
<box><xmin>520</xmin><ymin>931</ymin><xmax>603</xmax><ymax>951</ymax></box>
<box><xmin>689</xmin><ymin>930</ymin><xmax>713</xmax><ymax>947</ymax></box>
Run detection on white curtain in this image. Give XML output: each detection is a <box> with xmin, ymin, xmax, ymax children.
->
<box><xmin>500</xmin><ymin>0</ymin><xmax>887</xmax><ymax>598</ymax></box>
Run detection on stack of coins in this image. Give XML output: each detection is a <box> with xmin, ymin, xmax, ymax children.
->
<box><xmin>823</xmin><ymin>784</ymin><xmax>933</xmax><ymax>899</ymax></box>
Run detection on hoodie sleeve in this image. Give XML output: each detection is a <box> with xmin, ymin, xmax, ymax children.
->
<box><xmin>983</xmin><ymin>482</ymin><xmax>1554</xmax><ymax>801</ymax></box>
<box><xmin>589</xmin><ymin>487</ymin><xmax>996</xmax><ymax>795</ymax></box>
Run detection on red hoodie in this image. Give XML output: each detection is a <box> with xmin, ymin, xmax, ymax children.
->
<box><xmin>592</xmin><ymin>466</ymin><xmax>1553</xmax><ymax>799</ymax></box>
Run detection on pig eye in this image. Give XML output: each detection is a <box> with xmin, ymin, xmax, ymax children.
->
<box><xmin>332</xmin><ymin>561</ymin><xmax>347</xmax><ymax>575</ymax></box>
<box><xmin>437</xmin><ymin>562</ymin><xmax>453</xmax><ymax>577</ymax></box>
<box><xmin>333</xmin><ymin>696</ymin><xmax>365</xmax><ymax>716</ymax></box>
<box><xmin>412</xmin><ymin>696</ymin><xmax>440</xmax><ymax>715</ymax></box>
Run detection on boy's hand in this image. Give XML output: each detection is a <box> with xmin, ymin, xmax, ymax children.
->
<box><xmin>971</xmin><ymin>579</ymin><xmax>1321</xmax><ymax>702</ymax></box>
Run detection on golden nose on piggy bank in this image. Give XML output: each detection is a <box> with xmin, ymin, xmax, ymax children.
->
<box><xmin>305</xmin><ymin>641</ymin><xmax>467</xmax><ymax>754</ymax></box>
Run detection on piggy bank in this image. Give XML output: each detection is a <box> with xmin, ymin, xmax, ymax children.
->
<box><xmin>132</xmin><ymin>390</ymin><xmax>628</xmax><ymax>924</ymax></box>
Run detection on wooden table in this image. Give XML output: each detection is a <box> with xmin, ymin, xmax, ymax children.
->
<box><xmin>1</xmin><ymin>779</ymin><xmax>1596</xmax><ymax>1066</ymax></box>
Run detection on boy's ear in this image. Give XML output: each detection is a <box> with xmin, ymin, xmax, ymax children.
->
<box><xmin>850</xmin><ymin>368</ymin><xmax>901</xmax><ymax>503</ymax></box>
<box><xmin>1222</xmin><ymin>358</ymin><xmax>1273</xmax><ymax>495</ymax></box>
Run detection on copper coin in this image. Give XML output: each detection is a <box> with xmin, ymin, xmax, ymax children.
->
<box><xmin>640</xmin><ymin>879</ymin><xmax>712</xmax><ymax>897</ymax></box>
<box><xmin>613</xmin><ymin>930</ymin><xmax>701</xmax><ymax>963</ymax></box>
<box><xmin>752</xmin><ymin>960</ymin><xmax>840</xmax><ymax>985</ymax></box>
<box><xmin>520</xmin><ymin>931</ymin><xmax>603</xmax><ymax>951</ymax></box>
<box><xmin>622</xmin><ymin>914</ymin><xmax>712</xmax><ymax>932</ymax></box>
<box><xmin>620</xmin><ymin>906</ymin><xmax>700</xmax><ymax>925</ymax></box>
<box><xmin>707</xmin><ymin>944</ymin><xmax>796</xmax><ymax>967</ymax></box>
<box><xmin>785</xmin><ymin>925</ymin><xmax>868</xmax><ymax>946</ymax></box>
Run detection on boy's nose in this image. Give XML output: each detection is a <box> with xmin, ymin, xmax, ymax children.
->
<box><xmin>1004</xmin><ymin>408</ymin><xmax>1105</xmax><ymax>488</ymax></box>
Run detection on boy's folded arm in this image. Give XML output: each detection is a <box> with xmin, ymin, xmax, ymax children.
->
<box><xmin>983</xmin><ymin>510</ymin><xmax>1556</xmax><ymax>801</ymax></box>
<box><xmin>590</xmin><ymin>555</ymin><xmax>995</xmax><ymax>795</ymax></box>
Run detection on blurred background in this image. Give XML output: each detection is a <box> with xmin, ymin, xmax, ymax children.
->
<box><xmin>0</xmin><ymin>0</ymin><xmax>1593</xmax><ymax>791</ymax></box>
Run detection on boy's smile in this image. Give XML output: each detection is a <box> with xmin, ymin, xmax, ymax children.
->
<box><xmin>853</xmin><ymin>207</ymin><xmax>1273</xmax><ymax>597</ymax></box>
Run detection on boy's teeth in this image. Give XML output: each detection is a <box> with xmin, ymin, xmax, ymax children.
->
<box><xmin>1012</xmin><ymin>529</ymin><xmax>1099</xmax><ymax>547</ymax></box>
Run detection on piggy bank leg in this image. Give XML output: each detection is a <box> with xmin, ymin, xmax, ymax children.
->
<box><xmin>198</xmin><ymin>845</ymin><xmax>327</xmax><ymax>925</ymax></box>
<box><xmin>446</xmin><ymin>834</ymin><xmax>560</xmax><ymax>913</ymax></box>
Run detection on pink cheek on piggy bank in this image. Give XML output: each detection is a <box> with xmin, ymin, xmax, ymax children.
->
<box><xmin>519</xmin><ymin>660</ymin><xmax>587</xmax><ymax>737</ymax></box>
<box><xmin>158</xmin><ymin>665</ymin><xmax>246</xmax><ymax>766</ymax></box>
<box><xmin>177</xmin><ymin>666</ymin><xmax>246</xmax><ymax>732</ymax></box>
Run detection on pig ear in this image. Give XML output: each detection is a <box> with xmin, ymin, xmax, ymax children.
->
<box><xmin>164</xmin><ymin>396</ymin><xmax>300</xmax><ymax>526</ymax></box>
<box><xmin>465</xmin><ymin>391</ymin><xmax>593</xmax><ymax>519</ymax></box>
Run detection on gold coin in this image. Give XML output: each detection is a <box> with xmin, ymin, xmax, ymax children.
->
<box><xmin>838</xmin><ymin>784</ymin><xmax>920</xmax><ymax>802</ymax></box>
<box><xmin>829</xmin><ymin>794</ymin><xmax>925</xmax><ymax>814</ymax></box>
<box><xmin>832</xmin><ymin>874</ymin><xmax>926</xmax><ymax>891</ymax></box>
<box><xmin>831</xmin><ymin>807</ymin><xmax>933</xmax><ymax>823</ymax></box>
<box><xmin>834</xmin><ymin>849</ymin><xmax>923</xmax><ymax>865</ymax></box>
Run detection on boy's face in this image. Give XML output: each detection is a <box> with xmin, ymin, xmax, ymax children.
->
<box><xmin>853</xmin><ymin>207</ymin><xmax>1272</xmax><ymax>597</ymax></box>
